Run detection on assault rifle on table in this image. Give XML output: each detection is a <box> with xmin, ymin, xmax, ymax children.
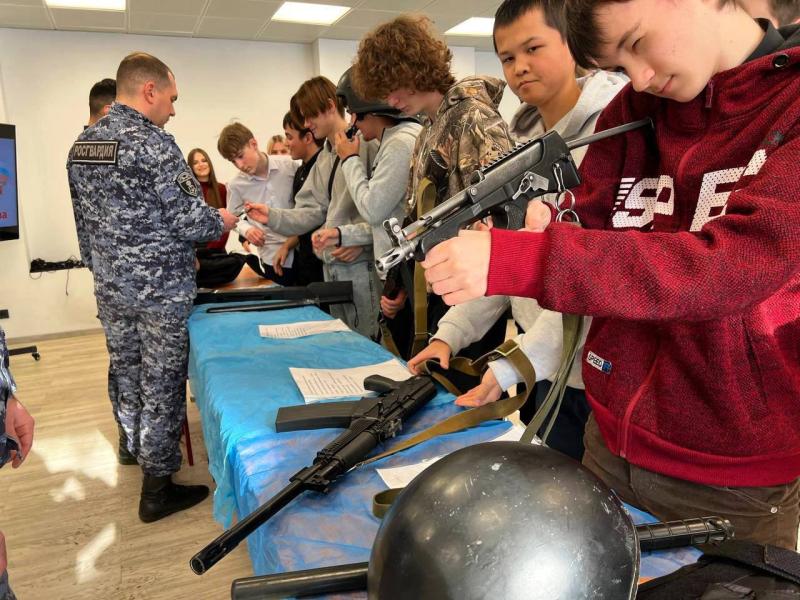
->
<box><xmin>190</xmin><ymin>374</ymin><xmax>437</xmax><ymax>575</ymax></box>
<box><xmin>194</xmin><ymin>281</ymin><xmax>353</xmax><ymax>314</ymax></box>
<box><xmin>229</xmin><ymin>516</ymin><xmax>735</xmax><ymax>599</ymax></box>
<box><xmin>375</xmin><ymin>118</ymin><xmax>653</xmax><ymax>277</ymax></box>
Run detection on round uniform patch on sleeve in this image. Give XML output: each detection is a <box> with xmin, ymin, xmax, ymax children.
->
<box><xmin>176</xmin><ymin>171</ymin><xmax>201</xmax><ymax>197</ymax></box>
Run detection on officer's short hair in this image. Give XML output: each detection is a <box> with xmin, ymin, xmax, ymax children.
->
<box><xmin>116</xmin><ymin>52</ymin><xmax>173</xmax><ymax>96</ymax></box>
<box><xmin>218</xmin><ymin>122</ymin><xmax>255</xmax><ymax>161</ymax></box>
<box><xmin>294</xmin><ymin>76</ymin><xmax>344</xmax><ymax>120</ymax></box>
<box><xmin>89</xmin><ymin>78</ymin><xmax>116</xmax><ymax>118</ymax></box>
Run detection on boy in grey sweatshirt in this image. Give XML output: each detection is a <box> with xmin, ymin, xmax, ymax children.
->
<box><xmin>330</xmin><ymin>68</ymin><xmax>423</xmax><ymax>278</ymax></box>
<box><xmin>408</xmin><ymin>0</ymin><xmax>627</xmax><ymax>459</ymax></box>
<box><xmin>245</xmin><ymin>77</ymin><xmax>381</xmax><ymax>339</ymax></box>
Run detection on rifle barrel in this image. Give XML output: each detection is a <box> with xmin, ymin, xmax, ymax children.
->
<box><xmin>191</xmin><ymin>479</ymin><xmax>305</xmax><ymax>574</ymax></box>
<box><xmin>231</xmin><ymin>562</ymin><xmax>369</xmax><ymax>599</ymax></box>
<box><xmin>566</xmin><ymin>118</ymin><xmax>652</xmax><ymax>151</ymax></box>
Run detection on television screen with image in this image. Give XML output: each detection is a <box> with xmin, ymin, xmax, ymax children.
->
<box><xmin>0</xmin><ymin>123</ymin><xmax>19</xmax><ymax>241</ymax></box>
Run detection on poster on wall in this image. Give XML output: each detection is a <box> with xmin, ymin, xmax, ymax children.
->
<box><xmin>0</xmin><ymin>123</ymin><xmax>19</xmax><ymax>241</ymax></box>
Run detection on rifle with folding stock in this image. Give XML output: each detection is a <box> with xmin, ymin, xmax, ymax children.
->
<box><xmin>375</xmin><ymin>118</ymin><xmax>652</xmax><ymax>277</ymax></box>
<box><xmin>190</xmin><ymin>374</ymin><xmax>437</xmax><ymax>575</ymax></box>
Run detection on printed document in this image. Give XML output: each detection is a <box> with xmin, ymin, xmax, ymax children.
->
<box><xmin>375</xmin><ymin>424</ymin><xmax>528</xmax><ymax>489</ymax></box>
<box><xmin>290</xmin><ymin>359</ymin><xmax>412</xmax><ymax>403</ymax></box>
<box><xmin>259</xmin><ymin>319</ymin><xmax>350</xmax><ymax>339</ymax></box>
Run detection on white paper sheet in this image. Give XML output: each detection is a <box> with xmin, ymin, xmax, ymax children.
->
<box><xmin>259</xmin><ymin>319</ymin><xmax>350</xmax><ymax>339</ymax></box>
<box><xmin>290</xmin><ymin>359</ymin><xmax>412</xmax><ymax>403</ymax></box>
<box><xmin>375</xmin><ymin>424</ymin><xmax>528</xmax><ymax>489</ymax></box>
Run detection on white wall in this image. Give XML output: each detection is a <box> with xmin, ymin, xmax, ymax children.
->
<box><xmin>313</xmin><ymin>38</ymin><xmax>358</xmax><ymax>83</ymax></box>
<box><xmin>0</xmin><ymin>28</ymin><xmax>313</xmax><ymax>339</ymax></box>
<box><xmin>476</xmin><ymin>50</ymin><xmax>522</xmax><ymax>124</ymax></box>
<box><xmin>0</xmin><ymin>28</ymin><xmax>518</xmax><ymax>340</ymax></box>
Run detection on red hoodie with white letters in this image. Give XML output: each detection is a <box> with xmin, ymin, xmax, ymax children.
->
<box><xmin>486</xmin><ymin>26</ymin><xmax>800</xmax><ymax>487</ymax></box>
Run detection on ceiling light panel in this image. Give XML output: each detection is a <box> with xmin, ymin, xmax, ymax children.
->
<box><xmin>45</xmin><ymin>0</ymin><xmax>125</xmax><ymax>9</ymax></box>
<box><xmin>445</xmin><ymin>17</ymin><xmax>494</xmax><ymax>37</ymax></box>
<box><xmin>271</xmin><ymin>2</ymin><xmax>350</xmax><ymax>26</ymax></box>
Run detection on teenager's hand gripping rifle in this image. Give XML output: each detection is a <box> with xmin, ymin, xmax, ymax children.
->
<box><xmin>375</xmin><ymin>118</ymin><xmax>652</xmax><ymax>277</ymax></box>
<box><xmin>190</xmin><ymin>374</ymin><xmax>437</xmax><ymax>575</ymax></box>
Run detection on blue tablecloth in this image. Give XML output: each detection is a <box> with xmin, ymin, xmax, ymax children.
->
<box><xmin>188</xmin><ymin>303</ymin><xmax>700</xmax><ymax>584</ymax></box>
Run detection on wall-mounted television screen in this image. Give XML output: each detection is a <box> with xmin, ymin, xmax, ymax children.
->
<box><xmin>0</xmin><ymin>123</ymin><xmax>19</xmax><ymax>241</ymax></box>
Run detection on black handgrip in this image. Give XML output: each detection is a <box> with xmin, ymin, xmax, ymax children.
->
<box><xmin>364</xmin><ymin>374</ymin><xmax>399</xmax><ymax>394</ymax></box>
<box><xmin>637</xmin><ymin>516</ymin><xmax>734</xmax><ymax>552</ymax></box>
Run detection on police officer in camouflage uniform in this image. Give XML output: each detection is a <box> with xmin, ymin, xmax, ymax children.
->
<box><xmin>0</xmin><ymin>326</ymin><xmax>35</xmax><ymax>600</ymax></box>
<box><xmin>67</xmin><ymin>52</ymin><xmax>237</xmax><ymax>523</ymax></box>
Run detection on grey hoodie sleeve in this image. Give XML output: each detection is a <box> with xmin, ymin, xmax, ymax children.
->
<box><xmin>341</xmin><ymin>129</ymin><xmax>417</xmax><ymax>227</ymax></box>
<box><xmin>432</xmin><ymin>295</ymin><xmax>511</xmax><ymax>355</ymax></box>
<box><xmin>338</xmin><ymin>221</ymin><xmax>373</xmax><ymax>246</ymax></box>
<box><xmin>269</xmin><ymin>160</ymin><xmax>327</xmax><ymax>236</ymax></box>
<box><xmin>488</xmin><ymin>313</ymin><xmax>590</xmax><ymax>391</ymax></box>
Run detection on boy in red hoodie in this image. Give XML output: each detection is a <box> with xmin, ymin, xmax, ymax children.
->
<box><xmin>421</xmin><ymin>0</ymin><xmax>800</xmax><ymax>548</ymax></box>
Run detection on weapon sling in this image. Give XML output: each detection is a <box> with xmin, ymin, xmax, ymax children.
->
<box><xmin>411</xmin><ymin>178</ymin><xmax>438</xmax><ymax>357</ymax></box>
<box><xmin>363</xmin><ymin>202</ymin><xmax>587</xmax><ymax>513</ymax></box>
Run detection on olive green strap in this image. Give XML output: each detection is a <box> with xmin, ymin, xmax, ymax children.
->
<box><xmin>360</xmin><ymin>339</ymin><xmax>536</xmax><ymax>467</ymax></box>
<box><xmin>410</xmin><ymin>178</ymin><xmax>438</xmax><ymax>357</ymax></box>
<box><xmin>373</xmin><ymin>488</ymin><xmax>403</xmax><ymax>519</ymax></box>
<box><xmin>379</xmin><ymin>319</ymin><xmax>402</xmax><ymax>358</ymax></box>
<box><xmin>370</xmin><ymin>319</ymin><xmax>584</xmax><ymax>518</ymax></box>
<box><xmin>519</xmin><ymin>312</ymin><xmax>584</xmax><ymax>444</ymax></box>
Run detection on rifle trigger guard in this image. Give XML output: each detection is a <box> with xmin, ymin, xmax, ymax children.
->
<box><xmin>511</xmin><ymin>172</ymin><xmax>535</xmax><ymax>200</ymax></box>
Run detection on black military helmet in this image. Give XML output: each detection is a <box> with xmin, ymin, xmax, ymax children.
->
<box><xmin>368</xmin><ymin>442</ymin><xmax>640</xmax><ymax>600</ymax></box>
<box><xmin>336</xmin><ymin>67</ymin><xmax>403</xmax><ymax>120</ymax></box>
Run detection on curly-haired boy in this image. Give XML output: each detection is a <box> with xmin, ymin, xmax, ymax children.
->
<box><xmin>352</xmin><ymin>15</ymin><xmax>514</xmax><ymax>361</ymax></box>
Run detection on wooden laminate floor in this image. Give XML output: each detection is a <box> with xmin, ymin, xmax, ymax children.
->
<box><xmin>1</xmin><ymin>332</ymin><xmax>252</xmax><ymax>600</ymax></box>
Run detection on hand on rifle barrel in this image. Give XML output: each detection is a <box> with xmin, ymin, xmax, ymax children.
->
<box><xmin>380</xmin><ymin>289</ymin><xmax>407</xmax><ymax>320</ymax></box>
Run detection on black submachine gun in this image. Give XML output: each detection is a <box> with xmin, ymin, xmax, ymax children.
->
<box><xmin>190</xmin><ymin>374</ymin><xmax>437</xmax><ymax>575</ymax></box>
<box><xmin>375</xmin><ymin>118</ymin><xmax>653</xmax><ymax>277</ymax></box>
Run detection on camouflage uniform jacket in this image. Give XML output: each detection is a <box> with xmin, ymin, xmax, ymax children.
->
<box><xmin>67</xmin><ymin>103</ymin><xmax>223</xmax><ymax>308</ymax></box>
<box><xmin>406</xmin><ymin>76</ymin><xmax>514</xmax><ymax>213</ymax></box>
<box><xmin>0</xmin><ymin>327</ymin><xmax>18</xmax><ymax>469</ymax></box>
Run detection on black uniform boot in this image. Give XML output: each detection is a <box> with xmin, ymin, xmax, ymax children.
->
<box><xmin>138</xmin><ymin>474</ymin><xmax>209</xmax><ymax>523</ymax></box>
<box><xmin>118</xmin><ymin>424</ymin><xmax>137</xmax><ymax>466</ymax></box>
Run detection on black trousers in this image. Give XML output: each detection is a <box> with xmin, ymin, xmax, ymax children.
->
<box><xmin>244</xmin><ymin>254</ymin><xmax>295</xmax><ymax>287</ymax></box>
<box><xmin>520</xmin><ymin>380</ymin><xmax>590</xmax><ymax>462</ymax></box>
<box><xmin>196</xmin><ymin>251</ymin><xmax>245</xmax><ymax>288</ymax></box>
